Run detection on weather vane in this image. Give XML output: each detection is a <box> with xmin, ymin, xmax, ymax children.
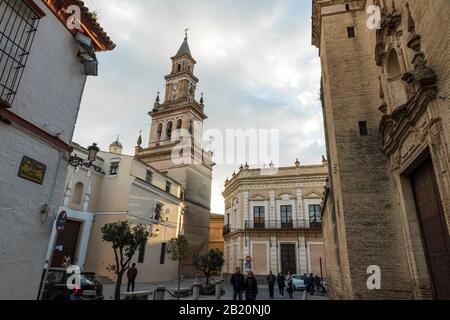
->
<box><xmin>184</xmin><ymin>28</ymin><xmax>189</xmax><ymax>38</ymax></box>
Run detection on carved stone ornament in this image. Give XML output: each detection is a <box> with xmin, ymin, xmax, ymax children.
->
<box><xmin>402</xmin><ymin>52</ymin><xmax>437</xmax><ymax>87</ymax></box>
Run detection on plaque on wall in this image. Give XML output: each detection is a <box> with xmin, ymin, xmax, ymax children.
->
<box><xmin>17</xmin><ymin>156</ymin><xmax>47</xmax><ymax>185</ymax></box>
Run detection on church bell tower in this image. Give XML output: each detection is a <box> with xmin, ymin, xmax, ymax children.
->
<box><xmin>136</xmin><ymin>33</ymin><xmax>214</xmax><ymax>264</ymax></box>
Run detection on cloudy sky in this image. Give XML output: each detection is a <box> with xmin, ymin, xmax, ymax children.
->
<box><xmin>74</xmin><ymin>0</ymin><xmax>325</xmax><ymax>214</ymax></box>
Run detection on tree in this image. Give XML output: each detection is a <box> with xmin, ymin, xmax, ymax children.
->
<box><xmin>166</xmin><ymin>235</ymin><xmax>190</xmax><ymax>298</ymax></box>
<box><xmin>101</xmin><ymin>221</ymin><xmax>149</xmax><ymax>300</ymax></box>
<box><xmin>193</xmin><ymin>249</ymin><xmax>225</xmax><ymax>287</ymax></box>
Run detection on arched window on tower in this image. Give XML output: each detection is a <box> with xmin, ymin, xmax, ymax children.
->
<box><xmin>177</xmin><ymin>64</ymin><xmax>181</xmax><ymax>73</ymax></box>
<box><xmin>189</xmin><ymin>120</ymin><xmax>194</xmax><ymax>137</ymax></box>
<box><xmin>385</xmin><ymin>49</ymin><xmax>408</xmax><ymax>108</ymax></box>
<box><xmin>166</xmin><ymin>122</ymin><xmax>173</xmax><ymax>140</ymax></box>
<box><xmin>72</xmin><ymin>182</ymin><xmax>84</xmax><ymax>205</ymax></box>
<box><xmin>174</xmin><ymin>119</ymin><xmax>183</xmax><ymax>141</ymax></box>
<box><xmin>157</xmin><ymin>123</ymin><xmax>163</xmax><ymax>141</ymax></box>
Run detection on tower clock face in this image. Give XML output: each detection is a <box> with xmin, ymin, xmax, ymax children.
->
<box><xmin>172</xmin><ymin>83</ymin><xmax>179</xmax><ymax>91</ymax></box>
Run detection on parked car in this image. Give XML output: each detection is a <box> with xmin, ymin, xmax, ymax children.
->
<box><xmin>292</xmin><ymin>274</ymin><xmax>306</xmax><ymax>291</ymax></box>
<box><xmin>41</xmin><ymin>268</ymin><xmax>104</xmax><ymax>300</ymax></box>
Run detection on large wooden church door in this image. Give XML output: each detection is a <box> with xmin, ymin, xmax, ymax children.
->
<box><xmin>411</xmin><ymin>158</ymin><xmax>450</xmax><ymax>300</ymax></box>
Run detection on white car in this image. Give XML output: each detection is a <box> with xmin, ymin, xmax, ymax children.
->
<box><xmin>292</xmin><ymin>275</ymin><xmax>306</xmax><ymax>291</ymax></box>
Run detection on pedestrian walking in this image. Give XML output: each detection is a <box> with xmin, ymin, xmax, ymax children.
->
<box><xmin>303</xmin><ymin>273</ymin><xmax>311</xmax><ymax>293</ymax></box>
<box><xmin>127</xmin><ymin>263</ymin><xmax>138</xmax><ymax>292</ymax></box>
<box><xmin>277</xmin><ymin>273</ymin><xmax>286</xmax><ymax>298</ymax></box>
<box><xmin>314</xmin><ymin>275</ymin><xmax>323</xmax><ymax>296</ymax></box>
<box><xmin>230</xmin><ymin>267</ymin><xmax>246</xmax><ymax>300</ymax></box>
<box><xmin>266</xmin><ymin>271</ymin><xmax>276</xmax><ymax>299</ymax></box>
<box><xmin>308</xmin><ymin>273</ymin><xmax>315</xmax><ymax>295</ymax></box>
<box><xmin>285</xmin><ymin>272</ymin><xmax>294</xmax><ymax>299</ymax></box>
<box><xmin>245</xmin><ymin>272</ymin><xmax>258</xmax><ymax>301</ymax></box>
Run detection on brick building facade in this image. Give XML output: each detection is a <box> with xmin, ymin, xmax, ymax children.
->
<box><xmin>313</xmin><ymin>0</ymin><xmax>450</xmax><ymax>299</ymax></box>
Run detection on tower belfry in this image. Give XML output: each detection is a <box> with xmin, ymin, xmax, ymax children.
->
<box><xmin>136</xmin><ymin>34</ymin><xmax>213</xmax><ymax>265</ymax></box>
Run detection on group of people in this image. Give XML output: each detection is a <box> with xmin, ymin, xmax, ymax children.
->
<box><xmin>231</xmin><ymin>267</ymin><xmax>326</xmax><ymax>300</ymax></box>
<box><xmin>267</xmin><ymin>271</ymin><xmax>295</xmax><ymax>299</ymax></box>
<box><xmin>230</xmin><ymin>267</ymin><xmax>259</xmax><ymax>301</ymax></box>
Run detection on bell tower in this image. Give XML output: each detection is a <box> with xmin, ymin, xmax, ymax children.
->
<box><xmin>137</xmin><ymin>33</ymin><xmax>213</xmax><ymax>266</ymax></box>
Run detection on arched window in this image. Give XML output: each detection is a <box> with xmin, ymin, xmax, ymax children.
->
<box><xmin>189</xmin><ymin>120</ymin><xmax>194</xmax><ymax>136</ymax></box>
<box><xmin>166</xmin><ymin>122</ymin><xmax>173</xmax><ymax>140</ymax></box>
<box><xmin>385</xmin><ymin>49</ymin><xmax>408</xmax><ymax>107</ymax></box>
<box><xmin>177</xmin><ymin>119</ymin><xmax>182</xmax><ymax>130</ymax></box>
<box><xmin>177</xmin><ymin>64</ymin><xmax>181</xmax><ymax>72</ymax></box>
<box><xmin>157</xmin><ymin>123</ymin><xmax>163</xmax><ymax>140</ymax></box>
<box><xmin>72</xmin><ymin>182</ymin><xmax>84</xmax><ymax>205</ymax></box>
<box><xmin>387</xmin><ymin>49</ymin><xmax>402</xmax><ymax>79</ymax></box>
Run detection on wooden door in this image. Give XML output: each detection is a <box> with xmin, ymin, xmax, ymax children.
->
<box><xmin>411</xmin><ymin>158</ymin><xmax>450</xmax><ymax>300</ymax></box>
<box><xmin>52</xmin><ymin>220</ymin><xmax>81</xmax><ymax>267</ymax></box>
<box><xmin>280</xmin><ymin>244</ymin><xmax>297</xmax><ymax>274</ymax></box>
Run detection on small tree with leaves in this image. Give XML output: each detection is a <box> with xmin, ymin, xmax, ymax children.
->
<box><xmin>166</xmin><ymin>235</ymin><xmax>190</xmax><ymax>298</ymax></box>
<box><xmin>101</xmin><ymin>221</ymin><xmax>149</xmax><ymax>300</ymax></box>
<box><xmin>193</xmin><ymin>249</ymin><xmax>225</xmax><ymax>288</ymax></box>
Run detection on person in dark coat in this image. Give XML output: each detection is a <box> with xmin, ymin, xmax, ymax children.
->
<box><xmin>230</xmin><ymin>267</ymin><xmax>246</xmax><ymax>300</ymax></box>
<box><xmin>266</xmin><ymin>271</ymin><xmax>276</xmax><ymax>298</ymax></box>
<box><xmin>245</xmin><ymin>272</ymin><xmax>258</xmax><ymax>301</ymax></box>
<box><xmin>277</xmin><ymin>273</ymin><xmax>286</xmax><ymax>298</ymax></box>
<box><xmin>308</xmin><ymin>273</ymin><xmax>315</xmax><ymax>295</ymax></box>
<box><xmin>127</xmin><ymin>263</ymin><xmax>138</xmax><ymax>292</ymax></box>
<box><xmin>314</xmin><ymin>275</ymin><xmax>323</xmax><ymax>295</ymax></box>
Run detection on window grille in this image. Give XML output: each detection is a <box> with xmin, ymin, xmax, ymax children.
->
<box><xmin>0</xmin><ymin>0</ymin><xmax>41</xmax><ymax>106</ymax></box>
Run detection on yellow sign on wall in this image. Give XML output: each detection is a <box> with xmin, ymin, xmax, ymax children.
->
<box><xmin>17</xmin><ymin>156</ymin><xmax>47</xmax><ymax>185</ymax></box>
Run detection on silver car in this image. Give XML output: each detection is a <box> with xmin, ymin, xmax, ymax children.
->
<box><xmin>292</xmin><ymin>275</ymin><xmax>306</xmax><ymax>291</ymax></box>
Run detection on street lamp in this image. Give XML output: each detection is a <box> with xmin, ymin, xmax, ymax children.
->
<box><xmin>69</xmin><ymin>143</ymin><xmax>100</xmax><ymax>169</ymax></box>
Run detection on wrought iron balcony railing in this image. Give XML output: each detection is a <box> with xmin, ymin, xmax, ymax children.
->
<box><xmin>223</xmin><ymin>224</ymin><xmax>231</xmax><ymax>236</ymax></box>
<box><xmin>244</xmin><ymin>220</ymin><xmax>322</xmax><ymax>230</ymax></box>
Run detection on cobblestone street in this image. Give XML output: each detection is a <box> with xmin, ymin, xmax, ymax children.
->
<box><xmin>102</xmin><ymin>279</ymin><xmax>329</xmax><ymax>301</ymax></box>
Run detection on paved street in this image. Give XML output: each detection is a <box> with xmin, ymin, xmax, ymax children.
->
<box><xmin>102</xmin><ymin>279</ymin><xmax>329</xmax><ymax>301</ymax></box>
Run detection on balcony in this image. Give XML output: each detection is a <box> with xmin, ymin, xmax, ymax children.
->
<box><xmin>245</xmin><ymin>220</ymin><xmax>322</xmax><ymax>230</ymax></box>
<box><xmin>223</xmin><ymin>224</ymin><xmax>231</xmax><ymax>236</ymax></box>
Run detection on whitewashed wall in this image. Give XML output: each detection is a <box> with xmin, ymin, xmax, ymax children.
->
<box><xmin>0</xmin><ymin>0</ymin><xmax>88</xmax><ymax>299</ymax></box>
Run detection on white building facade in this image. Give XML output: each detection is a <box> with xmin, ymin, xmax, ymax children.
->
<box><xmin>223</xmin><ymin>162</ymin><xmax>328</xmax><ymax>277</ymax></box>
<box><xmin>0</xmin><ymin>0</ymin><xmax>114</xmax><ymax>300</ymax></box>
<box><xmin>44</xmin><ymin>141</ymin><xmax>186</xmax><ymax>284</ymax></box>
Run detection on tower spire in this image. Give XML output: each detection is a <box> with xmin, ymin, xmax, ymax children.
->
<box><xmin>176</xmin><ymin>31</ymin><xmax>192</xmax><ymax>57</ymax></box>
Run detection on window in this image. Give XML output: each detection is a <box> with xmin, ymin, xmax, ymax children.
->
<box><xmin>347</xmin><ymin>27</ymin><xmax>356</xmax><ymax>38</ymax></box>
<box><xmin>109</xmin><ymin>162</ymin><xmax>119</xmax><ymax>176</ymax></box>
<box><xmin>345</xmin><ymin>4</ymin><xmax>350</xmax><ymax>11</ymax></box>
<box><xmin>177</xmin><ymin>64</ymin><xmax>181</xmax><ymax>72</ymax></box>
<box><xmin>157</xmin><ymin>123</ymin><xmax>163</xmax><ymax>140</ymax></box>
<box><xmin>72</xmin><ymin>182</ymin><xmax>84</xmax><ymax>205</ymax></box>
<box><xmin>138</xmin><ymin>240</ymin><xmax>146</xmax><ymax>263</ymax></box>
<box><xmin>280</xmin><ymin>205</ymin><xmax>293</xmax><ymax>228</ymax></box>
<box><xmin>359</xmin><ymin>121</ymin><xmax>369</xmax><ymax>136</ymax></box>
<box><xmin>166</xmin><ymin>181</ymin><xmax>172</xmax><ymax>193</ymax></box>
<box><xmin>309</xmin><ymin>204</ymin><xmax>322</xmax><ymax>223</ymax></box>
<box><xmin>160</xmin><ymin>243</ymin><xmax>166</xmax><ymax>264</ymax></box>
<box><xmin>0</xmin><ymin>0</ymin><xmax>42</xmax><ymax>107</ymax></box>
<box><xmin>145</xmin><ymin>170</ymin><xmax>153</xmax><ymax>184</ymax></box>
<box><xmin>166</xmin><ymin>122</ymin><xmax>173</xmax><ymax>140</ymax></box>
<box><xmin>154</xmin><ymin>203</ymin><xmax>162</xmax><ymax>221</ymax></box>
<box><xmin>180</xmin><ymin>190</ymin><xmax>185</xmax><ymax>200</ymax></box>
<box><xmin>253</xmin><ymin>206</ymin><xmax>265</xmax><ymax>229</ymax></box>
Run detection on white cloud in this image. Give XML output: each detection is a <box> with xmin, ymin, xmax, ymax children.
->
<box><xmin>75</xmin><ymin>0</ymin><xmax>325</xmax><ymax>214</ymax></box>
